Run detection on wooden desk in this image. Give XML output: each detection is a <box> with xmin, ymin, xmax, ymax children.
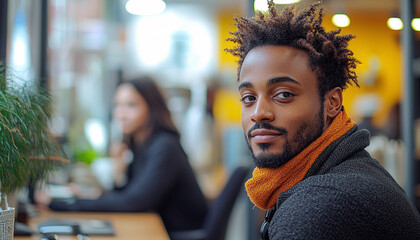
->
<box><xmin>15</xmin><ymin>208</ymin><xmax>170</xmax><ymax>240</ymax></box>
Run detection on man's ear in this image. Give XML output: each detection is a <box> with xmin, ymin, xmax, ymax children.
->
<box><xmin>324</xmin><ymin>87</ymin><xmax>343</xmax><ymax>119</ymax></box>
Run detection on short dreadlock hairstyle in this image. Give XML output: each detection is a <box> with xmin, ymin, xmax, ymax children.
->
<box><xmin>226</xmin><ymin>0</ymin><xmax>360</xmax><ymax>100</ymax></box>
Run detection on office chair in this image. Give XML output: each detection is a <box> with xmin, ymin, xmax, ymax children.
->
<box><xmin>170</xmin><ymin>165</ymin><xmax>250</xmax><ymax>240</ymax></box>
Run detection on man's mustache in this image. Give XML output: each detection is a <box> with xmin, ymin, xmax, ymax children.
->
<box><xmin>247</xmin><ymin>123</ymin><xmax>287</xmax><ymax>139</ymax></box>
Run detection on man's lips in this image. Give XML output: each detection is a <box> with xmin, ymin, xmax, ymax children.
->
<box><xmin>250</xmin><ymin>129</ymin><xmax>283</xmax><ymax>144</ymax></box>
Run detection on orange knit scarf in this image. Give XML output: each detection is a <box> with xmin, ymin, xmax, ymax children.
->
<box><xmin>245</xmin><ymin>109</ymin><xmax>356</xmax><ymax>210</ymax></box>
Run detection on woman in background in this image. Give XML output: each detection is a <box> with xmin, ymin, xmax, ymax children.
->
<box><xmin>36</xmin><ymin>76</ymin><xmax>208</xmax><ymax>235</ymax></box>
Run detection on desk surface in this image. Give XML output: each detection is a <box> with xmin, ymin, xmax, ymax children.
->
<box><xmin>15</xmin><ymin>208</ymin><xmax>170</xmax><ymax>240</ymax></box>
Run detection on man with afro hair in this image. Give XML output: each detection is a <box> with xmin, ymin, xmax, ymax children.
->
<box><xmin>227</xmin><ymin>1</ymin><xmax>420</xmax><ymax>239</ymax></box>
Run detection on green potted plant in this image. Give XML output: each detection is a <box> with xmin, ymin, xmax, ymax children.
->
<box><xmin>0</xmin><ymin>65</ymin><xmax>67</xmax><ymax>239</ymax></box>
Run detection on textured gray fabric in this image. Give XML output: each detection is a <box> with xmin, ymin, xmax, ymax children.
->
<box><xmin>268</xmin><ymin>126</ymin><xmax>420</xmax><ymax>239</ymax></box>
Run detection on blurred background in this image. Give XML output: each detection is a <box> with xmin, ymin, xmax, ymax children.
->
<box><xmin>1</xmin><ymin>0</ymin><xmax>420</xmax><ymax>239</ymax></box>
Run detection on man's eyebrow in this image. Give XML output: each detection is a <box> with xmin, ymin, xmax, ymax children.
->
<box><xmin>267</xmin><ymin>77</ymin><xmax>300</xmax><ymax>87</ymax></box>
<box><xmin>238</xmin><ymin>82</ymin><xmax>253</xmax><ymax>91</ymax></box>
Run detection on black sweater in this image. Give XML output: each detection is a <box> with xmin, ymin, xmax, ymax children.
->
<box><xmin>49</xmin><ymin>131</ymin><xmax>208</xmax><ymax>233</ymax></box>
<box><xmin>268</xmin><ymin>127</ymin><xmax>420</xmax><ymax>239</ymax></box>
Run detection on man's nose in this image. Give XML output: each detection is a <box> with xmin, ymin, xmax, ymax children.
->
<box><xmin>250</xmin><ymin>98</ymin><xmax>274</xmax><ymax>122</ymax></box>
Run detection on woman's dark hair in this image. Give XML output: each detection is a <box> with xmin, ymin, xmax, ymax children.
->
<box><xmin>119</xmin><ymin>76</ymin><xmax>179</xmax><ymax>144</ymax></box>
<box><xmin>226</xmin><ymin>0</ymin><xmax>360</xmax><ymax>100</ymax></box>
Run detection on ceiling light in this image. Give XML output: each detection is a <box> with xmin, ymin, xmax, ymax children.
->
<box><xmin>411</xmin><ymin>18</ymin><xmax>420</xmax><ymax>31</ymax></box>
<box><xmin>274</xmin><ymin>0</ymin><xmax>301</xmax><ymax>4</ymax></box>
<box><xmin>254</xmin><ymin>0</ymin><xmax>268</xmax><ymax>12</ymax></box>
<box><xmin>332</xmin><ymin>14</ymin><xmax>350</xmax><ymax>28</ymax></box>
<box><xmin>387</xmin><ymin>17</ymin><xmax>403</xmax><ymax>30</ymax></box>
<box><xmin>125</xmin><ymin>0</ymin><xmax>166</xmax><ymax>16</ymax></box>
<box><xmin>254</xmin><ymin>0</ymin><xmax>301</xmax><ymax>12</ymax></box>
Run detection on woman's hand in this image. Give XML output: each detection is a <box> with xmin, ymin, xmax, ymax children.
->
<box><xmin>110</xmin><ymin>142</ymin><xmax>131</xmax><ymax>187</ymax></box>
<box><xmin>34</xmin><ymin>191</ymin><xmax>52</xmax><ymax>208</ymax></box>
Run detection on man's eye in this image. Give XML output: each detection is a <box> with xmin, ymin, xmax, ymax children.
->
<box><xmin>275</xmin><ymin>92</ymin><xmax>295</xmax><ymax>100</ymax></box>
<box><xmin>241</xmin><ymin>95</ymin><xmax>256</xmax><ymax>104</ymax></box>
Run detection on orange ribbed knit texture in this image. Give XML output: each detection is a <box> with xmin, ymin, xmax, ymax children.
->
<box><xmin>245</xmin><ymin>110</ymin><xmax>356</xmax><ymax>210</ymax></box>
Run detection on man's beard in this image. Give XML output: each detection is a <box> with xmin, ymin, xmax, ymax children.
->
<box><xmin>246</xmin><ymin>105</ymin><xmax>325</xmax><ymax>169</ymax></box>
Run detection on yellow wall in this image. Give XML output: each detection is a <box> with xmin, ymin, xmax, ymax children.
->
<box><xmin>324</xmin><ymin>12</ymin><xmax>402</xmax><ymax>127</ymax></box>
<box><xmin>216</xmin><ymin>10</ymin><xmax>404</xmax><ymax>128</ymax></box>
<box><xmin>214</xmin><ymin>10</ymin><xmax>242</xmax><ymax>125</ymax></box>
<box><xmin>218</xmin><ymin>11</ymin><xmax>240</xmax><ymax>71</ymax></box>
